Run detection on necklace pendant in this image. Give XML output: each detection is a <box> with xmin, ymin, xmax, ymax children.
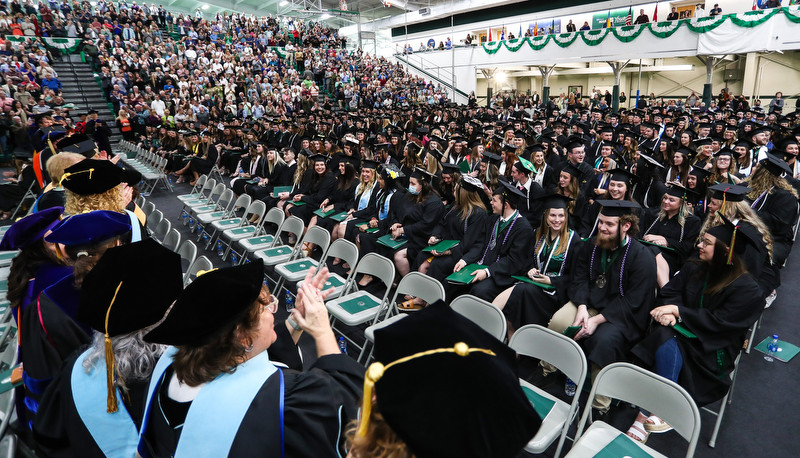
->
<box><xmin>595</xmin><ymin>274</ymin><xmax>607</xmax><ymax>289</ymax></box>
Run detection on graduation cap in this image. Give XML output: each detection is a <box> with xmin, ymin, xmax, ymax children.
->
<box><xmin>44</xmin><ymin>210</ymin><xmax>131</xmax><ymax>246</ymax></box>
<box><xmin>714</xmin><ymin>146</ymin><xmax>740</xmax><ymax>160</ymax></box>
<box><xmin>708</xmin><ymin>183</ymin><xmax>750</xmax><ymax>203</ymax></box>
<box><xmin>707</xmin><ymin>212</ymin><xmax>757</xmax><ymax>264</ymax></box>
<box><xmin>597</xmin><ymin>124</ymin><xmax>615</xmax><ymax>134</ymax></box>
<box><xmin>145</xmin><ymin>259</ymin><xmax>266</xmax><ymax>348</ymax></box>
<box><xmin>441</xmin><ymin>162</ymin><xmax>461</xmax><ymax>175</ymax></box>
<box><xmin>640</xmin><ymin>121</ymin><xmax>660</xmax><ymax>132</ymax></box>
<box><xmin>77</xmin><ymin>239</ymin><xmax>183</xmax><ymax>412</ymax></box>
<box><xmin>380</xmin><ymin>164</ymin><xmax>404</xmax><ymax>181</ymax></box>
<box><xmin>748</xmin><ymin>124</ymin><xmax>772</xmax><ymax>136</ymax></box>
<box><xmin>773</xmin><ymin>137</ymin><xmax>799</xmax><ymax>157</ymax></box>
<box><xmin>60</xmin><ymin>159</ymin><xmax>123</xmax><ymax>195</ymax></box>
<box><xmin>564</xmin><ymin>136</ymin><xmax>585</xmax><ymax>151</ymax></box>
<box><xmin>494</xmin><ymin>178</ymin><xmax>526</xmax><ymax>205</ymax></box>
<box><xmin>57</xmin><ymin>133</ymin><xmax>98</xmax><ymax>157</ymax></box>
<box><xmin>40</xmin><ymin>127</ymin><xmax>68</xmax><ymax>143</ymax></box>
<box><xmin>560</xmin><ymin>162</ymin><xmax>584</xmax><ymax>179</ymax></box>
<box><xmin>460</xmin><ymin>175</ymin><xmax>483</xmax><ymax>192</ymax></box>
<box><xmin>608</xmin><ymin>168</ymin><xmax>638</xmax><ymax>186</ymax></box>
<box><xmin>411</xmin><ymin>167</ymin><xmax>436</xmax><ymax>182</ymax></box>
<box><xmin>536</xmin><ymin>193</ymin><xmax>573</xmax><ymax>210</ymax></box>
<box><xmin>664</xmin><ymin>182</ymin><xmax>698</xmax><ymax>201</ymax></box>
<box><xmin>426</xmin><ymin>147</ymin><xmax>443</xmax><ymax>161</ymax></box>
<box><xmin>694</xmin><ymin>138</ymin><xmax>713</xmax><ymax>148</ymax></box>
<box><xmin>428</xmin><ymin>135</ymin><xmax>446</xmax><ymax>146</ymax></box>
<box><xmin>689</xmin><ymin>166</ymin><xmax>712</xmax><ymax>183</ymax></box>
<box><xmin>759</xmin><ymin>152</ymin><xmax>792</xmax><ymax>177</ymax></box>
<box><xmin>733</xmin><ymin>138</ymin><xmax>755</xmax><ymax>150</ymax></box>
<box><xmin>361</xmin><ymin>159</ymin><xmax>379</xmax><ymax>170</ymax></box>
<box><xmin>598</xmin><ymin>199</ymin><xmax>640</xmax><ymax>217</ymax></box>
<box><xmin>119</xmin><ymin>166</ymin><xmax>142</xmax><ymax>186</ymax></box>
<box><xmin>0</xmin><ymin>206</ymin><xmax>63</xmax><ymax>251</ymax></box>
<box><xmin>344</xmin><ymin>136</ymin><xmax>360</xmax><ymax>146</ymax></box>
<box><xmin>406</xmin><ymin>142</ymin><xmax>422</xmax><ymax>156</ymax></box>
<box><xmin>361</xmin><ymin>302</ymin><xmax>540</xmax><ymax>458</ymax></box>
<box><xmin>513</xmin><ymin>157</ymin><xmax>535</xmax><ymax>174</ymax></box>
<box><xmin>308</xmin><ymin>153</ymin><xmax>328</xmax><ymax>163</ymax></box>
<box><xmin>481</xmin><ymin>151</ymin><xmax>502</xmax><ymax>167</ymax></box>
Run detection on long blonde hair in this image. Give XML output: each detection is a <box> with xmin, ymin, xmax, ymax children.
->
<box><xmin>455</xmin><ymin>183</ymin><xmax>486</xmax><ymax>221</ymax></box>
<box><xmin>356</xmin><ymin>167</ymin><xmax>377</xmax><ymax>196</ymax></box>
<box><xmin>293</xmin><ymin>154</ymin><xmax>308</xmax><ymax>184</ymax></box>
<box><xmin>745</xmin><ymin>166</ymin><xmax>799</xmax><ymax>200</ymax></box>
<box><xmin>700</xmin><ymin>200</ymin><xmax>774</xmax><ymax>261</ymax></box>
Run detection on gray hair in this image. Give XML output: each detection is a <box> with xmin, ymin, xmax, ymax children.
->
<box><xmin>83</xmin><ymin>330</ymin><xmax>166</xmax><ymax>389</ymax></box>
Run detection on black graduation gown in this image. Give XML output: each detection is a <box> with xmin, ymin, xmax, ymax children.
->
<box><xmin>504</xmin><ymin>233</ymin><xmax>578</xmax><ymax>329</ymax></box>
<box><xmin>20</xmin><ymin>277</ymin><xmax>91</xmax><ymax>430</ymax></box>
<box><xmin>516</xmin><ymin>180</ymin><xmax>545</xmax><ymax>228</ymax></box>
<box><xmin>463</xmin><ymin>213</ymin><xmax>535</xmax><ymax>301</ymax></box>
<box><xmin>188</xmin><ymin>146</ymin><xmax>219</xmax><ymax>176</ymax></box>
<box><xmin>567</xmin><ymin>238</ymin><xmax>657</xmax><ymax>367</ymax></box>
<box><xmin>139</xmin><ymin>354</ymin><xmax>364</xmax><ymax>458</ymax></box>
<box><xmin>356</xmin><ymin>190</ymin><xmax>407</xmax><ymax>259</ymax></box>
<box><xmin>632</xmin><ymin>178</ymin><xmax>667</xmax><ymax>210</ymax></box>
<box><xmin>288</xmin><ymin>173</ymin><xmax>337</xmax><ymax>224</ymax></box>
<box><xmin>631</xmin><ymin>263</ymin><xmax>762</xmax><ymax>406</ymax></box>
<box><xmin>640</xmin><ymin>210</ymin><xmax>701</xmax><ymax>273</ymax></box>
<box><xmin>413</xmin><ymin>207</ymin><xmax>489</xmax><ymax>283</ymax></box>
<box><xmin>396</xmin><ymin>193</ymin><xmax>446</xmax><ymax>265</ymax></box>
<box><xmin>231</xmin><ymin>155</ymin><xmax>262</xmax><ymax>195</ymax></box>
<box><xmin>314</xmin><ymin>179</ymin><xmax>358</xmax><ymax>233</ymax></box>
<box><xmin>750</xmin><ymin>188</ymin><xmax>797</xmax><ymax>266</ymax></box>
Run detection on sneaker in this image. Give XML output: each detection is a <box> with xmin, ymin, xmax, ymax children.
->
<box><xmin>765</xmin><ymin>290</ymin><xmax>777</xmax><ymax>308</ymax></box>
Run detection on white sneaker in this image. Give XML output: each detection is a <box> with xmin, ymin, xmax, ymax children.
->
<box><xmin>765</xmin><ymin>290</ymin><xmax>777</xmax><ymax>309</ymax></box>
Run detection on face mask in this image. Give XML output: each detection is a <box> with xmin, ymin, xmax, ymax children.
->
<box><xmin>408</xmin><ymin>185</ymin><xmax>420</xmax><ymax>195</ymax></box>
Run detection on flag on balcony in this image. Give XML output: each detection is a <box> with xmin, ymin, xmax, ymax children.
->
<box><xmin>606</xmin><ymin>10</ymin><xmax>611</xmax><ymax>28</ymax></box>
<box><xmin>625</xmin><ymin>7</ymin><xmax>632</xmax><ymax>26</ymax></box>
<box><xmin>519</xmin><ymin>24</ymin><xmax>522</xmax><ymax>37</ymax></box>
<box><xmin>752</xmin><ymin>0</ymin><xmax>757</xmax><ymax>10</ymax></box>
<box><xmin>533</xmin><ymin>23</ymin><xmax>537</xmax><ymax>36</ymax></box>
<box><xmin>551</xmin><ymin>19</ymin><xmax>555</xmax><ymax>33</ymax></box>
<box><xmin>653</xmin><ymin>3</ymin><xmax>658</xmax><ymax>21</ymax></box>
<box><xmin>488</xmin><ymin>28</ymin><xmax>492</xmax><ymax>41</ymax></box>
<box><xmin>500</xmin><ymin>25</ymin><xmax>505</xmax><ymax>40</ymax></box>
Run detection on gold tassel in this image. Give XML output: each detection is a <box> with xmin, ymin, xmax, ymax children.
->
<box><xmin>104</xmin><ymin>333</ymin><xmax>118</xmax><ymax>413</ymax></box>
<box><xmin>104</xmin><ymin>281</ymin><xmax>124</xmax><ymax>413</ymax></box>
<box><xmin>727</xmin><ymin>226</ymin><xmax>737</xmax><ymax>265</ymax></box>
<box><xmin>355</xmin><ymin>342</ymin><xmax>495</xmax><ymax>437</ymax></box>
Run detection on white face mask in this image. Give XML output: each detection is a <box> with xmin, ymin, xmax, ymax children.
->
<box><xmin>408</xmin><ymin>184</ymin><xmax>420</xmax><ymax>195</ymax></box>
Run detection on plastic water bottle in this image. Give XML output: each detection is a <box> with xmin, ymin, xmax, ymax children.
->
<box><xmin>285</xmin><ymin>291</ymin><xmax>294</xmax><ymax>311</ymax></box>
<box><xmin>764</xmin><ymin>334</ymin><xmax>780</xmax><ymax>362</ymax></box>
<box><xmin>230</xmin><ymin>253</ymin><xmax>239</xmax><ymax>265</ymax></box>
<box><xmin>565</xmin><ymin>378</ymin><xmax>577</xmax><ymax>397</ymax></box>
<box><xmin>216</xmin><ymin>240</ymin><xmax>224</xmax><ymax>257</ymax></box>
<box><xmin>338</xmin><ymin>336</ymin><xmax>347</xmax><ymax>354</ymax></box>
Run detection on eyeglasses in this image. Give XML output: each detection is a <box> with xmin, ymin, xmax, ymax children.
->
<box><xmin>262</xmin><ymin>294</ymin><xmax>278</xmax><ymax>314</ymax></box>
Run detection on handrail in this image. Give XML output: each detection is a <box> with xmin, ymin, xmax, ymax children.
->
<box><xmin>394</xmin><ymin>53</ymin><xmax>469</xmax><ymax>102</ymax></box>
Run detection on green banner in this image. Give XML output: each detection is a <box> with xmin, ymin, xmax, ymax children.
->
<box><xmin>592</xmin><ymin>8</ymin><xmax>631</xmax><ymax>29</ymax></box>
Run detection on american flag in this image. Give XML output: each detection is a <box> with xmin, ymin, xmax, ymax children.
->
<box><xmin>625</xmin><ymin>7</ymin><xmax>632</xmax><ymax>26</ymax></box>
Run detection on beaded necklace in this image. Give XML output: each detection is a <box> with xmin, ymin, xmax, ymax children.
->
<box><xmin>588</xmin><ymin>236</ymin><xmax>632</xmax><ymax>295</ymax></box>
<box><xmin>479</xmin><ymin>211</ymin><xmax>519</xmax><ymax>264</ymax></box>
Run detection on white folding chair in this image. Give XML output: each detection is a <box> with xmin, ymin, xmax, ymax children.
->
<box><xmin>177</xmin><ymin>240</ymin><xmax>198</xmax><ymax>273</ymax></box>
<box><xmin>325</xmin><ymin>253</ymin><xmax>396</xmax><ymax>355</ymax></box>
<box><xmin>183</xmin><ymin>183</ymin><xmax>225</xmax><ymax>229</ymax></box>
<box><xmin>253</xmin><ymin>218</ymin><xmax>320</xmax><ymax>272</ymax></box>
<box><xmin>566</xmin><ymin>363</ymin><xmax>701</xmax><ymax>458</ymax></box>
<box><xmin>296</xmin><ymin>238</ymin><xmax>359</xmax><ymax>300</ymax></box>
<box><xmin>701</xmin><ymin>352</ymin><xmax>742</xmax><ymax>448</ymax></box>
<box><xmin>184</xmin><ymin>255</ymin><xmax>213</xmax><ymax>286</ymax></box>
<box><xmin>240</xmin><ymin>216</ymin><xmax>304</xmax><ymax>266</ymax></box>
<box><xmin>146</xmin><ymin>209</ymin><xmax>163</xmax><ymax>236</ymax></box>
<box><xmin>450</xmin><ymin>294</ymin><xmax>508</xmax><ymax>342</ymax></box>
<box><xmin>176</xmin><ymin>175</ymin><xmax>210</xmax><ymax>203</ymax></box>
<box><xmin>152</xmin><ymin>217</ymin><xmax>171</xmax><ymax>243</ymax></box>
<box><xmin>162</xmin><ymin>228</ymin><xmax>181</xmax><ymax>252</ymax></box>
<box><xmin>142</xmin><ymin>201</ymin><xmax>156</xmax><ymax>220</ymax></box>
<box><xmin>272</xmin><ymin>225</ymin><xmax>332</xmax><ymax>292</ymax></box>
<box><xmin>359</xmin><ymin>272</ymin><xmax>445</xmax><ymax>363</ymax></box>
<box><xmin>509</xmin><ymin>325</ymin><xmax>588</xmax><ymax>458</ymax></box>
<box><xmin>198</xmin><ymin>194</ymin><xmax>252</xmax><ymax>249</ymax></box>
<box><xmin>219</xmin><ymin>202</ymin><xmax>273</xmax><ymax>261</ymax></box>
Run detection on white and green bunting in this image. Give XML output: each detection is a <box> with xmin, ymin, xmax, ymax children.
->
<box><xmin>5</xmin><ymin>36</ymin><xmax>82</xmax><ymax>53</ymax></box>
<box><xmin>480</xmin><ymin>7</ymin><xmax>800</xmax><ymax>55</ymax></box>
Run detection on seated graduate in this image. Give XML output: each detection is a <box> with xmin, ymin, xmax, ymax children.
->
<box><xmin>640</xmin><ymin>183</ymin><xmax>702</xmax><ymax>288</ymax></box>
<box><xmin>347</xmin><ymin>302</ymin><xmax>541</xmax><ymax>458</ymax></box>
<box><xmin>387</xmin><ymin>167</ymin><xmax>445</xmax><ymax>277</ymax></box>
<box><xmin>245</xmin><ymin>146</ymin><xmax>292</xmax><ymax>202</ymax></box>
<box><xmin>309</xmin><ymin>157</ymin><xmax>361</xmax><ymax>234</ymax></box>
<box><xmin>543</xmin><ymin>200</ymin><xmax>657</xmax><ymax>414</ymax></box>
<box><xmin>269</xmin><ymin>149</ymin><xmax>310</xmax><ymax>212</ymax></box>
<box><xmin>286</xmin><ymin>154</ymin><xmax>337</xmax><ymax>225</ymax></box>
<box><xmin>409</xmin><ymin>175</ymin><xmax>489</xmax><ymax>307</ymax></box>
<box><xmin>626</xmin><ymin>215</ymin><xmax>763</xmax><ymax>443</ymax></box>
<box><xmin>452</xmin><ymin>179</ymin><xmax>534</xmax><ymax>301</ymax></box>
<box><xmin>578</xmin><ymin>168</ymin><xmax>639</xmax><ymax>239</ymax></box>
<box><xmin>341</xmin><ymin>165</ymin><xmax>404</xmax><ymax>249</ymax></box>
<box><xmin>686</xmin><ymin>166</ymin><xmax>711</xmax><ymax>220</ymax></box>
<box><xmin>556</xmin><ymin>162</ymin><xmax>588</xmax><ymax>230</ymax></box>
<box><xmin>230</xmin><ymin>143</ymin><xmax>264</xmax><ymax>195</ymax></box>
<box><xmin>137</xmin><ymin>264</ymin><xmax>364</xmax><ymax>457</ymax></box>
<box><xmin>509</xmin><ymin>156</ymin><xmax>545</xmax><ymax>228</ymax></box>
<box><xmin>493</xmin><ymin>194</ymin><xmax>579</xmax><ymax>336</ymax></box>
<box><xmin>631</xmin><ymin>151</ymin><xmax>667</xmax><ymax>210</ymax></box>
<box><xmin>20</xmin><ymin>210</ymin><xmax>133</xmax><ymax>433</ymax></box>
<box><xmin>33</xmin><ymin>239</ymin><xmax>184</xmax><ymax>457</ymax></box>
<box><xmin>317</xmin><ymin>159</ymin><xmax>378</xmax><ymax>240</ymax></box>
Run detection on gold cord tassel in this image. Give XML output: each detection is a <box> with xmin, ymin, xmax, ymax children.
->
<box><xmin>727</xmin><ymin>227</ymin><xmax>737</xmax><ymax>265</ymax></box>
<box><xmin>104</xmin><ymin>333</ymin><xmax>118</xmax><ymax>413</ymax></box>
<box><xmin>104</xmin><ymin>281</ymin><xmax>124</xmax><ymax>413</ymax></box>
